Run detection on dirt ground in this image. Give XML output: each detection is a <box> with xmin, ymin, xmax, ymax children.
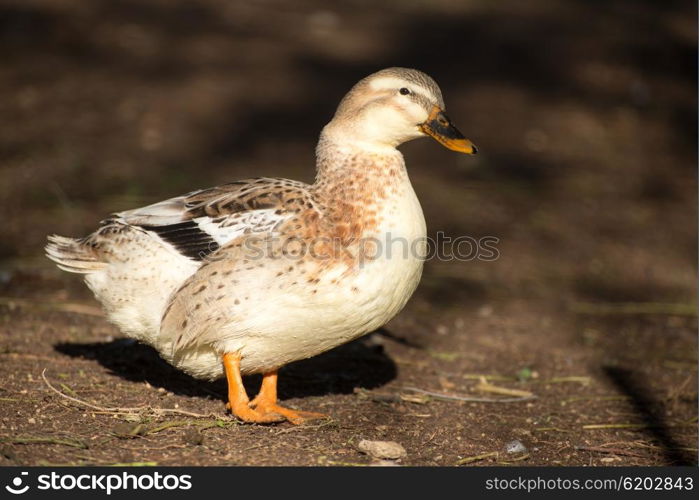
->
<box><xmin>0</xmin><ymin>0</ymin><xmax>696</xmax><ymax>466</ymax></box>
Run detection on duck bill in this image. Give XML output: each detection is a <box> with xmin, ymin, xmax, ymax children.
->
<box><xmin>420</xmin><ymin>106</ymin><xmax>477</xmax><ymax>154</ymax></box>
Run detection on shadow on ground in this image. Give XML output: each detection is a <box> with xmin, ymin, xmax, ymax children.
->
<box><xmin>603</xmin><ymin>366</ymin><xmax>695</xmax><ymax>466</ymax></box>
<box><xmin>54</xmin><ymin>332</ymin><xmax>397</xmax><ymax>402</ymax></box>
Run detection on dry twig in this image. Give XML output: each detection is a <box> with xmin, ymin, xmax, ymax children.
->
<box><xmin>403</xmin><ymin>386</ymin><xmax>536</xmax><ymax>403</ymax></box>
<box><xmin>455</xmin><ymin>451</ymin><xmax>499</xmax><ymax>465</ymax></box>
<box><xmin>570</xmin><ymin>301</ymin><xmax>696</xmax><ymax>316</ymax></box>
<box><xmin>582</xmin><ymin>422</ymin><xmax>696</xmax><ymax>430</ymax></box>
<box><xmin>574</xmin><ymin>445</ymin><xmax>645</xmax><ymax>458</ymax></box>
<box><xmin>0</xmin><ymin>296</ymin><xmax>103</xmax><ymax>317</ymax></box>
<box><xmin>0</xmin><ymin>436</ymin><xmax>87</xmax><ymax>449</ymax></box>
<box><xmin>474</xmin><ymin>376</ymin><xmax>535</xmax><ymax>398</ymax></box>
<box><xmin>41</xmin><ymin>369</ymin><xmax>221</xmax><ymax>419</ymax></box>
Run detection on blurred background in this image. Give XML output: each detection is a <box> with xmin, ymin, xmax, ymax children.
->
<box><xmin>0</xmin><ymin>0</ymin><xmax>696</xmax><ymax>466</ymax></box>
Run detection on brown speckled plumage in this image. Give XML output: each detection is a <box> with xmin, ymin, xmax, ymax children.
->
<box><xmin>46</xmin><ymin>68</ymin><xmax>476</xmax><ymax>422</ymax></box>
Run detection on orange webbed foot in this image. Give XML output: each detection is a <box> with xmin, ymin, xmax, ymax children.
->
<box><xmin>251</xmin><ymin>400</ymin><xmax>327</xmax><ymax>425</ymax></box>
<box><xmin>249</xmin><ymin>370</ymin><xmax>327</xmax><ymax>425</ymax></box>
<box><xmin>226</xmin><ymin>401</ymin><xmax>286</xmax><ymax>424</ymax></box>
<box><xmin>223</xmin><ymin>354</ymin><xmax>328</xmax><ymax>425</ymax></box>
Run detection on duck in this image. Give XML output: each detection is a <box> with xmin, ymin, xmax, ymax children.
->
<box><xmin>46</xmin><ymin>67</ymin><xmax>477</xmax><ymax>424</ymax></box>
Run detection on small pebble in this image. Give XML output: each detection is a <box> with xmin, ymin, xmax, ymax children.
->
<box><xmin>182</xmin><ymin>428</ymin><xmax>204</xmax><ymax>446</ymax></box>
<box><xmin>505</xmin><ymin>439</ymin><xmax>528</xmax><ymax>454</ymax></box>
<box><xmin>358</xmin><ymin>440</ymin><xmax>407</xmax><ymax>460</ymax></box>
<box><xmin>370</xmin><ymin>459</ymin><xmax>401</xmax><ymax>467</ymax></box>
<box><xmin>478</xmin><ymin>305</ymin><xmax>493</xmax><ymax>317</ymax></box>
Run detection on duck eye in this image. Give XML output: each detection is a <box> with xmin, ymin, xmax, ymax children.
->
<box><xmin>399</xmin><ymin>87</ymin><xmax>411</xmax><ymax>95</ymax></box>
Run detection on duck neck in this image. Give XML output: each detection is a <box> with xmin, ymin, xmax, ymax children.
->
<box><xmin>312</xmin><ymin>131</ymin><xmax>408</xmax><ymax>204</ymax></box>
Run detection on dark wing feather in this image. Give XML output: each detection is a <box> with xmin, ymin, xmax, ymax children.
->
<box><xmin>112</xmin><ymin>177</ymin><xmax>316</xmax><ymax>261</ymax></box>
<box><xmin>147</xmin><ymin>221</ymin><xmax>220</xmax><ymax>261</ymax></box>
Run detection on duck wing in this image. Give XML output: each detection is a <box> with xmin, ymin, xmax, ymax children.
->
<box><xmin>114</xmin><ymin>177</ymin><xmax>316</xmax><ymax>261</ymax></box>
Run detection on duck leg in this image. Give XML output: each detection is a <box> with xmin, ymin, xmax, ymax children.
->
<box><xmin>249</xmin><ymin>371</ymin><xmax>327</xmax><ymax>425</ymax></box>
<box><xmin>222</xmin><ymin>353</ymin><xmax>284</xmax><ymax>423</ymax></box>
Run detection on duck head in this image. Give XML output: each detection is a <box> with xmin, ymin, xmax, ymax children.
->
<box><xmin>323</xmin><ymin>67</ymin><xmax>477</xmax><ymax>154</ymax></box>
